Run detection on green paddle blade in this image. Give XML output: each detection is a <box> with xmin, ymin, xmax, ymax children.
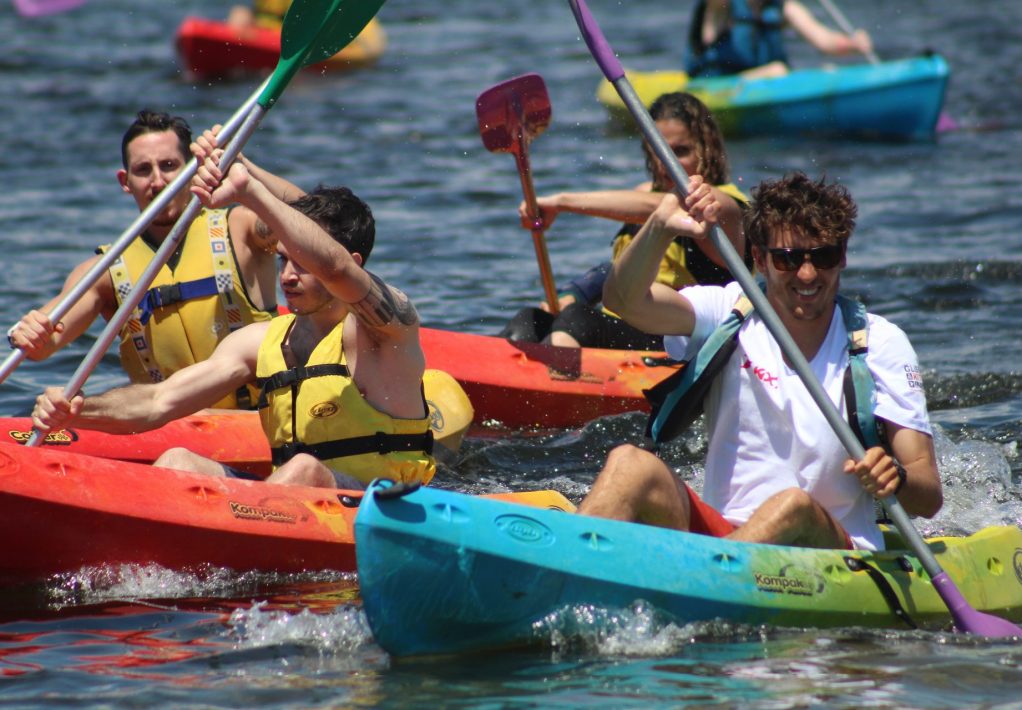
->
<box><xmin>259</xmin><ymin>0</ymin><xmax>387</xmax><ymax>109</ymax></box>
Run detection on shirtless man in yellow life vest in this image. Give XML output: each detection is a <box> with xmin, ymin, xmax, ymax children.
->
<box><xmin>30</xmin><ymin>130</ymin><xmax>436</xmax><ymax>490</ymax></box>
<box><xmin>8</xmin><ymin>110</ymin><xmax>297</xmax><ymax>409</ymax></box>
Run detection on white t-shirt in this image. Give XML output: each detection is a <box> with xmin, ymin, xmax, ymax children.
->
<box><xmin>663</xmin><ymin>282</ymin><xmax>931</xmax><ymax>551</ymax></box>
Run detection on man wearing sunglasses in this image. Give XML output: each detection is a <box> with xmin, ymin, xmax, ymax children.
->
<box><xmin>579</xmin><ymin>171</ymin><xmax>941</xmax><ymax>552</ymax></box>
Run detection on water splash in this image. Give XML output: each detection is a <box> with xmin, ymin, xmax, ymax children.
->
<box><xmin>925</xmin><ymin>427</ymin><xmax>1022</xmax><ymax>535</ymax></box>
<box><xmin>227</xmin><ymin>601</ymin><xmax>375</xmax><ymax>656</ymax></box>
<box><xmin>45</xmin><ymin>563</ymin><xmax>351</xmax><ymax>611</ymax></box>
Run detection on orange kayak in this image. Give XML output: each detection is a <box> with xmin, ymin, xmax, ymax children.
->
<box><xmin>0</xmin><ymin>329</ymin><xmax>675</xmax><ymax>463</ymax></box>
<box><xmin>174</xmin><ymin>15</ymin><xmax>386</xmax><ymax>78</ymax></box>
<box><xmin>420</xmin><ymin>327</ymin><xmax>677</xmax><ymax>429</ymax></box>
<box><xmin>0</xmin><ymin>365</ymin><xmax>473</xmax><ymax>475</ymax></box>
<box><xmin>0</xmin><ymin>440</ymin><xmax>573</xmax><ymax>585</ymax></box>
<box><xmin>1</xmin><ymin>411</ymin><xmax>275</xmax><ymax>475</ymax></box>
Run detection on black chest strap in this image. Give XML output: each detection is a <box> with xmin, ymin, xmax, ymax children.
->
<box><xmin>256</xmin><ymin>364</ymin><xmax>350</xmax><ymax>409</ymax></box>
<box><xmin>271</xmin><ymin>430</ymin><xmax>435</xmax><ymax>467</ymax></box>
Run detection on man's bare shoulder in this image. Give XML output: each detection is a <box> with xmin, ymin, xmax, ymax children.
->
<box><xmin>61</xmin><ymin>253</ymin><xmax>116</xmax><ymax>309</ymax></box>
<box><xmin>213</xmin><ymin>319</ymin><xmax>273</xmax><ymax>358</ymax></box>
<box><xmin>225</xmin><ymin>204</ymin><xmax>276</xmax><ymax>255</ymax></box>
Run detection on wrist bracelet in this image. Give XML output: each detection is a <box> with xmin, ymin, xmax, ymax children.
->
<box><xmin>893</xmin><ymin>462</ymin><xmax>907</xmax><ymax>495</ymax></box>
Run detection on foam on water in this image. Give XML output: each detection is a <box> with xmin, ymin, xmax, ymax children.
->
<box><xmin>45</xmin><ymin>564</ymin><xmax>350</xmax><ymax>610</ymax></box>
<box><xmin>228</xmin><ymin>601</ymin><xmax>375</xmax><ymax>657</ymax></box>
<box><xmin>927</xmin><ymin>427</ymin><xmax>1022</xmax><ymax>535</ymax></box>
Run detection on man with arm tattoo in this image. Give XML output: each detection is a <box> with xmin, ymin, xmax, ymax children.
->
<box><xmin>30</xmin><ymin>130</ymin><xmax>436</xmax><ymax>490</ymax></box>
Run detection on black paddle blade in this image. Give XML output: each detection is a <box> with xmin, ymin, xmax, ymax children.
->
<box><xmin>476</xmin><ymin>73</ymin><xmax>551</xmax><ymax>154</ymax></box>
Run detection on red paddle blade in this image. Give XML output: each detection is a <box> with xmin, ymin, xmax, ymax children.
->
<box><xmin>475</xmin><ymin>73</ymin><xmax>551</xmax><ymax>154</ymax></box>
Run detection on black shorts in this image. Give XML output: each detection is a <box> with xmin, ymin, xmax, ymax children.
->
<box><xmin>498</xmin><ymin>303</ymin><xmax>662</xmax><ymax>351</ymax></box>
<box><xmin>223</xmin><ymin>464</ymin><xmax>263</xmax><ymax>481</ymax></box>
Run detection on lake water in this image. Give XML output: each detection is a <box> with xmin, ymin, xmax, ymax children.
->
<box><xmin>1</xmin><ymin>0</ymin><xmax>1021</xmax><ymax>706</ymax></box>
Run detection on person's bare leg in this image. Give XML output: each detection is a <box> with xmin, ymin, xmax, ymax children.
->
<box><xmin>265</xmin><ymin>453</ymin><xmax>344</xmax><ymax>488</ymax></box>
<box><xmin>739</xmin><ymin>60</ymin><xmax>790</xmax><ymax>80</ymax></box>
<box><xmin>154</xmin><ymin>447</ymin><xmax>230</xmax><ymax>477</ymax></box>
<box><xmin>727</xmin><ymin>488</ymin><xmax>848</xmax><ymax>548</ymax></box>
<box><xmin>577</xmin><ymin>444</ymin><xmax>692</xmax><ymax>530</ymax></box>
<box><xmin>545</xmin><ymin>330</ymin><xmax>581</xmax><ymax>348</ymax></box>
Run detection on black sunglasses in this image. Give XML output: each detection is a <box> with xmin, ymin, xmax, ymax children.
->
<box><xmin>767</xmin><ymin>243</ymin><xmax>845</xmax><ymax>272</ymax></box>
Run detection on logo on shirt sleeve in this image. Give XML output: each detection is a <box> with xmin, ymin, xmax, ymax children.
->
<box><xmin>904</xmin><ymin>365</ymin><xmax>924</xmax><ymax>391</ymax></box>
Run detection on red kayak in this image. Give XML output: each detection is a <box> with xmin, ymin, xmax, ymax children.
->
<box><xmin>0</xmin><ymin>329</ymin><xmax>674</xmax><ymax>463</ymax></box>
<box><xmin>0</xmin><ymin>367</ymin><xmax>473</xmax><ymax>475</ymax></box>
<box><xmin>0</xmin><ymin>440</ymin><xmax>573</xmax><ymax>586</ymax></box>
<box><xmin>1</xmin><ymin>411</ymin><xmax>274</xmax><ymax>475</ymax></box>
<box><xmin>175</xmin><ymin>16</ymin><xmax>386</xmax><ymax>78</ymax></box>
<box><xmin>420</xmin><ymin>328</ymin><xmax>676</xmax><ymax>429</ymax></box>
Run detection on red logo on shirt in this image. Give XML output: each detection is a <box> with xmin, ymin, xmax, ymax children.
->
<box><xmin>742</xmin><ymin>357</ymin><xmax>779</xmax><ymax>388</ymax></box>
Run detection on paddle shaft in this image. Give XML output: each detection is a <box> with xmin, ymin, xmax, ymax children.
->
<box><xmin>568</xmin><ymin>0</ymin><xmax>1021</xmax><ymax>637</ymax></box>
<box><xmin>816</xmin><ymin>0</ymin><xmax>880</xmax><ymax>65</ymax></box>
<box><xmin>513</xmin><ymin>148</ymin><xmax>561</xmax><ymax>315</ymax></box>
<box><xmin>24</xmin><ymin>105</ymin><xmax>266</xmax><ymax>447</ymax></box>
<box><xmin>0</xmin><ymin>80</ymin><xmax>268</xmax><ymax>387</ymax></box>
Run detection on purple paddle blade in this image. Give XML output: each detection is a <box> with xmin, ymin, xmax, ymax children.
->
<box><xmin>13</xmin><ymin>0</ymin><xmax>87</xmax><ymax>17</ymax></box>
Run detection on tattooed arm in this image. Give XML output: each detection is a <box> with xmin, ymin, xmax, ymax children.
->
<box><xmin>349</xmin><ymin>272</ymin><xmax>420</xmax><ymax>340</ymax></box>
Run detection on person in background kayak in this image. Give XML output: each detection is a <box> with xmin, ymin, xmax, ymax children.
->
<box><xmin>499</xmin><ymin>92</ymin><xmax>749</xmax><ymax>349</ymax></box>
<box><xmin>227</xmin><ymin>0</ymin><xmax>288</xmax><ymax>30</ymax></box>
<box><xmin>30</xmin><ymin>131</ymin><xmax>435</xmax><ymax>490</ymax></box>
<box><xmin>686</xmin><ymin>0</ymin><xmax>874</xmax><ymax>79</ymax></box>
<box><xmin>577</xmin><ymin>172</ymin><xmax>941</xmax><ymax>551</ymax></box>
<box><xmin>8</xmin><ymin>110</ymin><xmax>294</xmax><ymax>410</ymax></box>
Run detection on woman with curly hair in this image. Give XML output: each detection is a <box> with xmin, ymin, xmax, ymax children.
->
<box><xmin>500</xmin><ymin>92</ymin><xmax>750</xmax><ymax>350</ymax></box>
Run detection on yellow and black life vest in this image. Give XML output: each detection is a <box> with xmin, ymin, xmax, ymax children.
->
<box><xmin>255</xmin><ymin>314</ymin><xmax>436</xmax><ymax>486</ymax></box>
<box><xmin>610</xmin><ymin>182</ymin><xmax>751</xmax><ymax>289</ymax></box>
<box><xmin>100</xmin><ymin>208</ymin><xmax>274</xmax><ymax>409</ymax></box>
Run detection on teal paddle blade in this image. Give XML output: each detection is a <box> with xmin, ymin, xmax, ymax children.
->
<box><xmin>284</xmin><ymin>0</ymin><xmax>386</xmax><ymax>65</ymax></box>
<box><xmin>260</xmin><ymin>0</ymin><xmax>387</xmax><ymax>108</ymax></box>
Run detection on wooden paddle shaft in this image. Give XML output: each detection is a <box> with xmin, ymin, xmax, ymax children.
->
<box><xmin>513</xmin><ymin>148</ymin><xmax>561</xmax><ymax>315</ymax></box>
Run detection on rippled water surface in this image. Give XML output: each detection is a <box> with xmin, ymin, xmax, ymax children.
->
<box><xmin>2</xmin><ymin>0</ymin><xmax>1021</xmax><ymax>706</ymax></box>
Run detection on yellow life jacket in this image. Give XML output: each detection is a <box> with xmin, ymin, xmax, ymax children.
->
<box><xmin>252</xmin><ymin>0</ymin><xmax>290</xmax><ymax>27</ymax></box>
<box><xmin>255</xmin><ymin>314</ymin><xmax>436</xmax><ymax>486</ymax></box>
<box><xmin>610</xmin><ymin>182</ymin><xmax>750</xmax><ymax>289</ymax></box>
<box><xmin>100</xmin><ymin>208</ymin><xmax>274</xmax><ymax>409</ymax></box>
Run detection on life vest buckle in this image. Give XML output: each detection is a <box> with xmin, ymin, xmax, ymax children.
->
<box><xmin>139</xmin><ymin>284</ymin><xmax>184</xmax><ymax>325</ymax></box>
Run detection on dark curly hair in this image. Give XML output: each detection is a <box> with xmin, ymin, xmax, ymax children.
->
<box><xmin>643</xmin><ymin>92</ymin><xmax>730</xmax><ymax>189</ymax></box>
<box><xmin>288</xmin><ymin>186</ymin><xmax>376</xmax><ymax>264</ymax></box>
<box><xmin>745</xmin><ymin>172</ymin><xmax>857</xmax><ymax>249</ymax></box>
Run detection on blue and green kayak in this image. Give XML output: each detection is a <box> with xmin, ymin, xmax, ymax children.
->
<box><xmin>596</xmin><ymin>54</ymin><xmax>950</xmax><ymax>141</ymax></box>
<box><xmin>355</xmin><ymin>481</ymin><xmax>1022</xmax><ymax>657</ymax></box>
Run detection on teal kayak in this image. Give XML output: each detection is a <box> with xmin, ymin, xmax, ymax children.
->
<box><xmin>355</xmin><ymin>481</ymin><xmax>1022</xmax><ymax>657</ymax></box>
<box><xmin>596</xmin><ymin>54</ymin><xmax>950</xmax><ymax>141</ymax></box>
